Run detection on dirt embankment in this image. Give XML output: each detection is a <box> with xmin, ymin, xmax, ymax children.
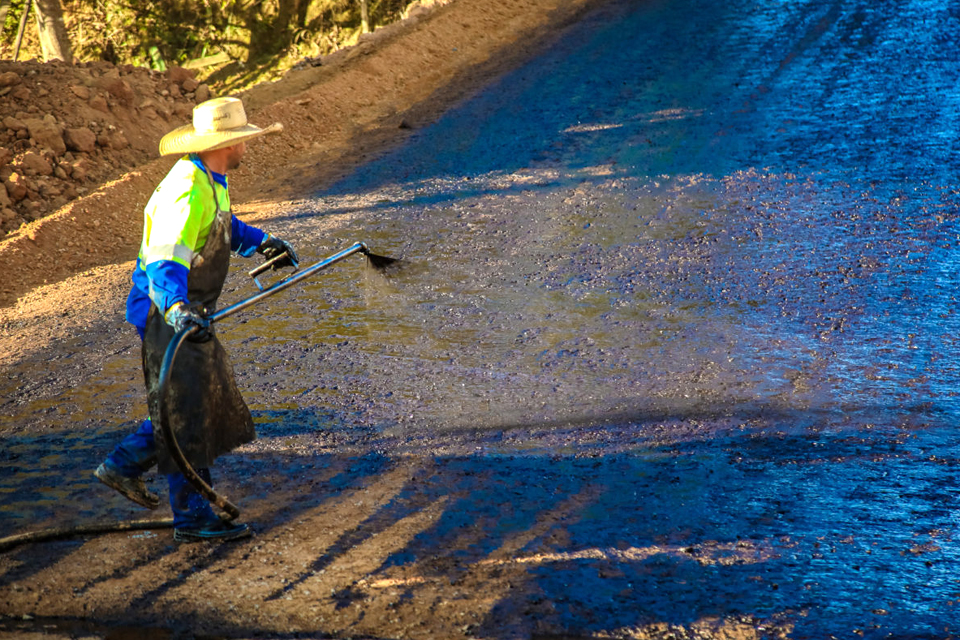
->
<box><xmin>0</xmin><ymin>63</ymin><xmax>209</xmax><ymax>233</ymax></box>
<box><xmin>0</xmin><ymin>0</ymin><xmax>599</xmax><ymax>313</ymax></box>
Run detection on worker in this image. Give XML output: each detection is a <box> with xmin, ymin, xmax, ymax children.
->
<box><xmin>94</xmin><ymin>96</ymin><xmax>297</xmax><ymax>542</ymax></box>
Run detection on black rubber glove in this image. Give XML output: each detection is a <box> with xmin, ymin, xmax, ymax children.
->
<box><xmin>257</xmin><ymin>234</ymin><xmax>299</xmax><ymax>270</ymax></box>
<box><xmin>164</xmin><ymin>302</ymin><xmax>212</xmax><ymax>342</ymax></box>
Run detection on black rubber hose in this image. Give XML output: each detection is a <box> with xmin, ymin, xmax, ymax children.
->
<box><xmin>157</xmin><ymin>327</ymin><xmax>240</xmax><ymax>520</ymax></box>
<box><xmin>0</xmin><ymin>518</ymin><xmax>174</xmax><ymax>553</ymax></box>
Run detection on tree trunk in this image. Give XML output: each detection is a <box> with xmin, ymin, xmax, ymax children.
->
<box><xmin>13</xmin><ymin>0</ymin><xmax>30</xmax><ymax>61</ymax></box>
<box><xmin>0</xmin><ymin>1</ymin><xmax>11</xmax><ymax>39</ymax></box>
<box><xmin>32</xmin><ymin>0</ymin><xmax>72</xmax><ymax>62</ymax></box>
<box><xmin>360</xmin><ymin>0</ymin><xmax>370</xmax><ymax>33</ymax></box>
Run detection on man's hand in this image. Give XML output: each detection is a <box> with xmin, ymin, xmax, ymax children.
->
<box><xmin>257</xmin><ymin>234</ymin><xmax>299</xmax><ymax>270</ymax></box>
<box><xmin>164</xmin><ymin>302</ymin><xmax>212</xmax><ymax>342</ymax></box>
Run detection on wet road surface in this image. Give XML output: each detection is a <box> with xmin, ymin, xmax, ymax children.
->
<box><xmin>3</xmin><ymin>0</ymin><xmax>960</xmax><ymax>637</ymax></box>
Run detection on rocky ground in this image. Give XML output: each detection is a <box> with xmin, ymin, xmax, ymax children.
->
<box><xmin>0</xmin><ymin>60</ymin><xmax>211</xmax><ymax>235</ymax></box>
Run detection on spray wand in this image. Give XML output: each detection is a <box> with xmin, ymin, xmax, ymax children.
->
<box><xmin>159</xmin><ymin>241</ymin><xmax>398</xmax><ymax>520</ymax></box>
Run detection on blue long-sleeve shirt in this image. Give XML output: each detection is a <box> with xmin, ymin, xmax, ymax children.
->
<box><xmin>125</xmin><ymin>155</ymin><xmax>265</xmax><ymax>333</ymax></box>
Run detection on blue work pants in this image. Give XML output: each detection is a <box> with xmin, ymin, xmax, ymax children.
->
<box><xmin>106</xmin><ymin>416</ymin><xmax>218</xmax><ymax>529</ymax></box>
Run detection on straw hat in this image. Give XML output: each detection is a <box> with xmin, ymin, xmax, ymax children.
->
<box><xmin>159</xmin><ymin>97</ymin><xmax>282</xmax><ymax>156</ymax></box>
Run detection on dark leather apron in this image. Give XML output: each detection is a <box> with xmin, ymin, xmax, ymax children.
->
<box><xmin>142</xmin><ymin>166</ymin><xmax>256</xmax><ymax>474</ymax></box>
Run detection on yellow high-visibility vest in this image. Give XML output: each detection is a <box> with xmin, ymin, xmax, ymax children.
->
<box><xmin>138</xmin><ymin>156</ymin><xmax>231</xmax><ymax>270</ymax></box>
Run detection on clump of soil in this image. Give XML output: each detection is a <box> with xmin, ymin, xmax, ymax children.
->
<box><xmin>0</xmin><ymin>60</ymin><xmax>210</xmax><ymax>235</ymax></box>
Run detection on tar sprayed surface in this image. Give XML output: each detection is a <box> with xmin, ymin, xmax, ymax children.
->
<box><xmin>3</xmin><ymin>0</ymin><xmax>960</xmax><ymax>638</ymax></box>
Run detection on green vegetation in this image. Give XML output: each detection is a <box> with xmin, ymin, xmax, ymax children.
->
<box><xmin>1</xmin><ymin>0</ymin><xmax>413</xmax><ymax>93</ymax></box>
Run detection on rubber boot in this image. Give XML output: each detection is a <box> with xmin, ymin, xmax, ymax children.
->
<box><xmin>168</xmin><ymin>469</ymin><xmax>250</xmax><ymax>542</ymax></box>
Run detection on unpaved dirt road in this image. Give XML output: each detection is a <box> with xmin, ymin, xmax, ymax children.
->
<box><xmin>3</xmin><ymin>0</ymin><xmax>960</xmax><ymax>638</ymax></box>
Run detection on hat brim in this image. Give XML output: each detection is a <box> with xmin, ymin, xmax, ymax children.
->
<box><xmin>159</xmin><ymin>121</ymin><xmax>283</xmax><ymax>156</ymax></box>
